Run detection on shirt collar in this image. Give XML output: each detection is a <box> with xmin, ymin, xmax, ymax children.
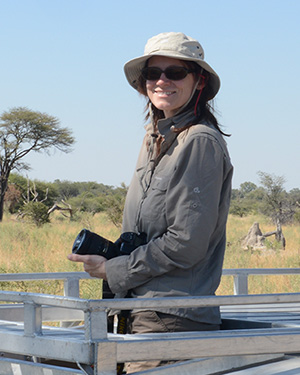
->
<box><xmin>157</xmin><ymin>109</ymin><xmax>196</xmax><ymax>147</ymax></box>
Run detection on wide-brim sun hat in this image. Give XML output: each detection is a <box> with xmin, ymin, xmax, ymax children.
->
<box><xmin>124</xmin><ymin>32</ymin><xmax>220</xmax><ymax>100</ymax></box>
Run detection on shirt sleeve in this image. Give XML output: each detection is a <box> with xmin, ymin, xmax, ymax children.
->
<box><xmin>106</xmin><ymin>132</ymin><xmax>226</xmax><ymax>294</ymax></box>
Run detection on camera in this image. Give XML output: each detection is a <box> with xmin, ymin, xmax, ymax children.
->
<box><xmin>72</xmin><ymin>229</ymin><xmax>147</xmax><ymax>260</ymax></box>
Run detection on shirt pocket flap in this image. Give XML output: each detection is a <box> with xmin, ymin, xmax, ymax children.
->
<box><xmin>151</xmin><ymin>177</ymin><xmax>169</xmax><ymax>191</ymax></box>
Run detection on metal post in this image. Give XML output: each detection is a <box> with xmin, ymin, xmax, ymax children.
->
<box><xmin>62</xmin><ymin>277</ymin><xmax>81</xmax><ymax>327</ymax></box>
<box><xmin>64</xmin><ymin>277</ymin><xmax>80</xmax><ymax>297</ymax></box>
<box><xmin>24</xmin><ymin>302</ymin><xmax>42</xmax><ymax>336</ymax></box>
<box><xmin>85</xmin><ymin>309</ymin><xmax>108</xmax><ymax>341</ymax></box>
<box><xmin>95</xmin><ymin>341</ymin><xmax>117</xmax><ymax>375</ymax></box>
<box><xmin>233</xmin><ymin>274</ymin><xmax>249</xmax><ymax>295</ymax></box>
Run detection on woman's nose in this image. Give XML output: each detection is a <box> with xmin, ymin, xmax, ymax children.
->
<box><xmin>156</xmin><ymin>73</ymin><xmax>170</xmax><ymax>83</ymax></box>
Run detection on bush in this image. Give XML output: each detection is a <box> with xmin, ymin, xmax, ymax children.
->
<box><xmin>104</xmin><ymin>183</ymin><xmax>127</xmax><ymax>227</ymax></box>
<box><xmin>294</xmin><ymin>210</ymin><xmax>300</xmax><ymax>224</ymax></box>
<box><xmin>229</xmin><ymin>201</ymin><xmax>252</xmax><ymax>217</ymax></box>
<box><xmin>68</xmin><ymin>194</ymin><xmax>106</xmax><ymax>214</ymax></box>
<box><xmin>20</xmin><ymin>202</ymin><xmax>50</xmax><ymax>227</ymax></box>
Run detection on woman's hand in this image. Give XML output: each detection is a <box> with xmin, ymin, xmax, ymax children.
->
<box><xmin>67</xmin><ymin>254</ymin><xmax>107</xmax><ymax>280</ymax></box>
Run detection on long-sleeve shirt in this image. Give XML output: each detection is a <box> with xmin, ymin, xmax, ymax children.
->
<box><xmin>106</xmin><ymin>109</ymin><xmax>233</xmax><ymax>324</ymax></box>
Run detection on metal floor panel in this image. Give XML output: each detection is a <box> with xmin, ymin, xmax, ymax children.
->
<box><xmin>0</xmin><ymin>320</ymin><xmax>93</xmax><ymax>365</ymax></box>
<box><xmin>0</xmin><ymin>356</ymin><xmax>83</xmax><ymax>375</ymax></box>
<box><xmin>221</xmin><ymin>303</ymin><xmax>300</xmax><ymax>313</ymax></box>
<box><xmin>225</xmin><ymin>357</ymin><xmax>300</xmax><ymax>374</ymax></box>
<box><xmin>0</xmin><ymin>320</ymin><xmax>85</xmax><ymax>340</ymax></box>
<box><xmin>129</xmin><ymin>355</ymin><xmax>285</xmax><ymax>375</ymax></box>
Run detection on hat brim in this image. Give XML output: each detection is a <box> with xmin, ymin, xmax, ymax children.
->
<box><xmin>124</xmin><ymin>51</ymin><xmax>220</xmax><ymax>100</ymax></box>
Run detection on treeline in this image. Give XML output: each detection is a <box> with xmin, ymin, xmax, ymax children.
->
<box><xmin>5</xmin><ymin>173</ymin><xmax>127</xmax><ymax>226</ymax></box>
<box><xmin>230</xmin><ymin>172</ymin><xmax>300</xmax><ymax>224</ymax></box>
<box><xmin>4</xmin><ymin>171</ymin><xmax>300</xmax><ymax>226</ymax></box>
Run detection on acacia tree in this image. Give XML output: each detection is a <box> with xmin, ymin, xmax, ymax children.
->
<box><xmin>0</xmin><ymin>107</ymin><xmax>75</xmax><ymax>221</ymax></box>
<box><xmin>258</xmin><ymin>171</ymin><xmax>287</xmax><ymax>223</ymax></box>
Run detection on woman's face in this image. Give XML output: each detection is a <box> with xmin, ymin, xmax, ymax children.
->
<box><xmin>146</xmin><ymin>56</ymin><xmax>198</xmax><ymax>118</ymax></box>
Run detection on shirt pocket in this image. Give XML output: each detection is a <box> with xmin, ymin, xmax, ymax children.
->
<box><xmin>141</xmin><ymin>176</ymin><xmax>169</xmax><ymax>220</ymax></box>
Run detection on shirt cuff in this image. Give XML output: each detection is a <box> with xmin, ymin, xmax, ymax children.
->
<box><xmin>105</xmin><ymin>255</ymin><xmax>130</xmax><ymax>294</ymax></box>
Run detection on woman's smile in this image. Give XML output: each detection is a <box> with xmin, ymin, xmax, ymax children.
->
<box><xmin>153</xmin><ymin>90</ymin><xmax>175</xmax><ymax>97</ymax></box>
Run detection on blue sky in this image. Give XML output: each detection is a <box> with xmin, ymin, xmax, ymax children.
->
<box><xmin>0</xmin><ymin>0</ymin><xmax>299</xmax><ymax>191</ymax></box>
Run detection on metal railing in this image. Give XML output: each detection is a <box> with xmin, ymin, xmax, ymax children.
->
<box><xmin>0</xmin><ymin>269</ymin><xmax>300</xmax><ymax>374</ymax></box>
<box><xmin>0</xmin><ymin>271</ymin><xmax>91</xmax><ymax>298</ymax></box>
<box><xmin>0</xmin><ymin>290</ymin><xmax>300</xmax><ymax>374</ymax></box>
<box><xmin>222</xmin><ymin>268</ymin><xmax>300</xmax><ymax>294</ymax></box>
<box><xmin>1</xmin><ymin>268</ymin><xmax>300</xmax><ymax>297</ymax></box>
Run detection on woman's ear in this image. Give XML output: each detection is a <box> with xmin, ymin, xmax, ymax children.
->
<box><xmin>196</xmin><ymin>75</ymin><xmax>206</xmax><ymax>90</ymax></box>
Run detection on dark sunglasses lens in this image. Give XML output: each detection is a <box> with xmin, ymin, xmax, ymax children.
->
<box><xmin>141</xmin><ymin>67</ymin><xmax>190</xmax><ymax>81</ymax></box>
<box><xmin>141</xmin><ymin>67</ymin><xmax>161</xmax><ymax>80</ymax></box>
<box><xmin>165</xmin><ymin>67</ymin><xmax>188</xmax><ymax>80</ymax></box>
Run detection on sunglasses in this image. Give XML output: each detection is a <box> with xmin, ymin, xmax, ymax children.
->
<box><xmin>141</xmin><ymin>66</ymin><xmax>195</xmax><ymax>81</ymax></box>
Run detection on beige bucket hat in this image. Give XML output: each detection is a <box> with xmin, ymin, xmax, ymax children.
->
<box><xmin>124</xmin><ymin>32</ymin><xmax>220</xmax><ymax>100</ymax></box>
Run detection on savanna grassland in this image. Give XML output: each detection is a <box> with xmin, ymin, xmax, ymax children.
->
<box><xmin>0</xmin><ymin>212</ymin><xmax>120</xmax><ymax>299</ymax></box>
<box><xmin>0</xmin><ymin>212</ymin><xmax>299</xmax><ymax>298</ymax></box>
<box><xmin>218</xmin><ymin>214</ymin><xmax>300</xmax><ymax>295</ymax></box>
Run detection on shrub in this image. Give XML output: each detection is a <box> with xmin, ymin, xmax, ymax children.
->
<box><xmin>20</xmin><ymin>202</ymin><xmax>50</xmax><ymax>227</ymax></box>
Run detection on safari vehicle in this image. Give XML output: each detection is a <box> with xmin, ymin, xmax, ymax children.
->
<box><xmin>0</xmin><ymin>269</ymin><xmax>300</xmax><ymax>375</ymax></box>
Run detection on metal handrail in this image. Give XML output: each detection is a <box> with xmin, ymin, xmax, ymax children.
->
<box><xmin>1</xmin><ymin>290</ymin><xmax>300</xmax><ymax>340</ymax></box>
<box><xmin>1</xmin><ymin>268</ymin><xmax>300</xmax><ymax>296</ymax></box>
<box><xmin>222</xmin><ymin>268</ymin><xmax>300</xmax><ymax>294</ymax></box>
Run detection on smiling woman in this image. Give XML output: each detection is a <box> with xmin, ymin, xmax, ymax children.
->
<box><xmin>68</xmin><ymin>31</ymin><xmax>233</xmax><ymax>374</ymax></box>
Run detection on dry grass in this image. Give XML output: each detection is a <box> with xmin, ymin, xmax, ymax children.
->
<box><xmin>218</xmin><ymin>214</ymin><xmax>300</xmax><ymax>295</ymax></box>
<box><xmin>0</xmin><ymin>212</ymin><xmax>299</xmax><ymax>297</ymax></box>
<box><xmin>0</xmin><ymin>212</ymin><xmax>121</xmax><ymax>298</ymax></box>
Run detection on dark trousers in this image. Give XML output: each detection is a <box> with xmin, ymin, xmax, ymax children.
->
<box><xmin>126</xmin><ymin>310</ymin><xmax>220</xmax><ymax>373</ymax></box>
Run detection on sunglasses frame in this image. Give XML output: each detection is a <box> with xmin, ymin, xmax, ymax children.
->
<box><xmin>141</xmin><ymin>66</ymin><xmax>196</xmax><ymax>81</ymax></box>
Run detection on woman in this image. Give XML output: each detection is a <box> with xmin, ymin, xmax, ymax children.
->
<box><xmin>68</xmin><ymin>32</ymin><xmax>233</xmax><ymax>372</ymax></box>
